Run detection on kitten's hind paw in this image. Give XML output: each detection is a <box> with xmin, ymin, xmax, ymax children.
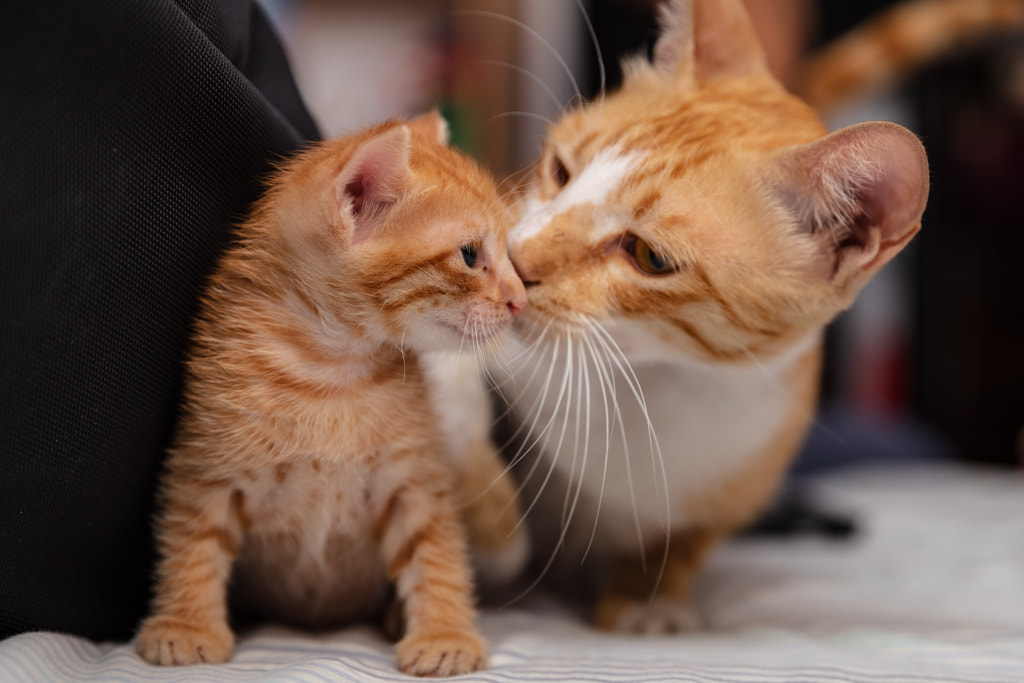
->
<box><xmin>135</xmin><ymin>615</ymin><xmax>234</xmax><ymax>666</ymax></box>
<box><xmin>396</xmin><ymin>629</ymin><xmax>488</xmax><ymax>677</ymax></box>
<box><xmin>595</xmin><ymin>595</ymin><xmax>704</xmax><ymax>635</ymax></box>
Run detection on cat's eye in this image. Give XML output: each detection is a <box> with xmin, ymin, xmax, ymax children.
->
<box><xmin>551</xmin><ymin>155</ymin><xmax>570</xmax><ymax>188</ymax></box>
<box><xmin>628</xmin><ymin>235</ymin><xmax>677</xmax><ymax>275</ymax></box>
<box><xmin>460</xmin><ymin>244</ymin><xmax>478</xmax><ymax>268</ymax></box>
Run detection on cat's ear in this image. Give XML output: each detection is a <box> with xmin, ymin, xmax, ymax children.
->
<box><xmin>407</xmin><ymin>110</ymin><xmax>450</xmax><ymax>146</ymax></box>
<box><xmin>654</xmin><ymin>0</ymin><xmax>768</xmax><ymax>83</ymax></box>
<box><xmin>336</xmin><ymin>125</ymin><xmax>412</xmax><ymax>245</ymax></box>
<box><xmin>773</xmin><ymin>121</ymin><xmax>929</xmax><ymax>296</ymax></box>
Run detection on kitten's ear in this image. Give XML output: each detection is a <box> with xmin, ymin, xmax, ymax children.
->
<box><xmin>654</xmin><ymin>0</ymin><xmax>768</xmax><ymax>83</ymax></box>
<box><xmin>774</xmin><ymin>121</ymin><xmax>929</xmax><ymax>296</ymax></box>
<box><xmin>336</xmin><ymin>125</ymin><xmax>412</xmax><ymax>245</ymax></box>
<box><xmin>407</xmin><ymin>110</ymin><xmax>450</xmax><ymax>146</ymax></box>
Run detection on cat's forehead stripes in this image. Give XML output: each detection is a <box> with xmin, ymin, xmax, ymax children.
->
<box><xmin>513</xmin><ymin>148</ymin><xmax>641</xmax><ymax>246</ymax></box>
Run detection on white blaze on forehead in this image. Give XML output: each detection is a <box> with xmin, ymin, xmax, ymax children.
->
<box><xmin>511</xmin><ymin>149</ymin><xmax>641</xmax><ymax>247</ymax></box>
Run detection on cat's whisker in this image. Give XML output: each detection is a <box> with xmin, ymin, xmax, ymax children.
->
<box><xmin>575</xmin><ymin>326</ymin><xmax>616</xmax><ymax>565</ymax></box>
<box><xmin>488</xmin><ymin>328</ymin><xmax>551</xmax><ymax>432</ymax></box>
<box><xmin>498</xmin><ymin>328</ymin><xmax>563</xmax><ymax>480</ymax></box>
<box><xmin>453</xmin><ymin>9</ymin><xmax>583</xmax><ymax>109</ymax></box>
<box><xmin>504</xmin><ymin>334</ymin><xmax>597</xmax><ymax>606</ymax></box>
<box><xmin>740</xmin><ymin>344</ymin><xmax>846</xmax><ymax>446</ymax></box>
<box><xmin>488</xmin><ymin>111</ymin><xmax>555</xmax><ymax>128</ymax></box>
<box><xmin>560</xmin><ymin>333</ymin><xmax>586</xmax><ymax>527</ymax></box>
<box><xmin>573</xmin><ymin>0</ymin><xmax>605</xmax><ymax>105</ymax></box>
<box><xmin>578</xmin><ymin>324</ymin><xmax>649</xmax><ymax>570</ymax></box>
<box><xmin>497</xmin><ymin>164</ymin><xmax>540</xmax><ymax>203</ymax></box>
<box><xmin>498</xmin><ymin>172</ymin><xmax>541</xmax><ymax>206</ymax></box>
<box><xmin>510</xmin><ymin>332</ymin><xmax>579</xmax><ymax>533</ymax></box>
<box><xmin>584</xmin><ymin>320</ymin><xmax>671</xmax><ymax>591</ymax></box>
<box><xmin>586</xmin><ymin>320</ymin><xmax>670</xmax><ymax>537</ymax></box>
<box><xmin>479</xmin><ymin>59</ymin><xmax>566</xmax><ymax>115</ymax></box>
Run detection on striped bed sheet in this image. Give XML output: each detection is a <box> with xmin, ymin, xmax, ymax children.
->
<box><xmin>3</xmin><ymin>462</ymin><xmax>1024</xmax><ymax>683</ymax></box>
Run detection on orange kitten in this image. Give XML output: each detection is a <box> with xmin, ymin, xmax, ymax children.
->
<box><xmin>134</xmin><ymin>112</ymin><xmax>525</xmax><ymax>676</ymax></box>
<box><xmin>480</xmin><ymin>0</ymin><xmax>929</xmax><ymax>632</ymax></box>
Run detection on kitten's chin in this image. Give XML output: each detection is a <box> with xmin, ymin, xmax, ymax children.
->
<box><xmin>411</xmin><ymin>320</ymin><xmax>511</xmax><ymax>355</ymax></box>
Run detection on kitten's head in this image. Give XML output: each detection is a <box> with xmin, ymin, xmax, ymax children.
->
<box><xmin>509</xmin><ymin>0</ymin><xmax>929</xmax><ymax>364</ymax></box>
<box><xmin>267</xmin><ymin>112</ymin><xmax>526</xmax><ymax>354</ymax></box>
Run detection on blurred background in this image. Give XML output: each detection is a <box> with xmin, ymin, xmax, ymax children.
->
<box><xmin>258</xmin><ymin>0</ymin><xmax>1024</xmax><ymax>469</ymax></box>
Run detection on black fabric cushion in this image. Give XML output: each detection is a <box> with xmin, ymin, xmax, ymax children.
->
<box><xmin>0</xmin><ymin>0</ymin><xmax>318</xmax><ymax>641</ymax></box>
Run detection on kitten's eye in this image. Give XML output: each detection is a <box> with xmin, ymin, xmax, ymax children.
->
<box><xmin>629</xmin><ymin>235</ymin><xmax>677</xmax><ymax>275</ymax></box>
<box><xmin>551</xmin><ymin>155</ymin><xmax>570</xmax><ymax>188</ymax></box>
<box><xmin>460</xmin><ymin>244</ymin><xmax>478</xmax><ymax>268</ymax></box>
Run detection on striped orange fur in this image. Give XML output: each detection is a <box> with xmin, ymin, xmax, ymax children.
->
<box><xmin>135</xmin><ymin>112</ymin><xmax>526</xmax><ymax>676</ymax></box>
<box><xmin>798</xmin><ymin>0</ymin><xmax>1024</xmax><ymax>116</ymax></box>
<box><xmin>484</xmin><ymin>0</ymin><xmax>930</xmax><ymax>633</ymax></box>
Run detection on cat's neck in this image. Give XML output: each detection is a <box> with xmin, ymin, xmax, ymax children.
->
<box><xmin>497</xmin><ymin>326</ymin><xmax>822</xmax><ymax>548</ymax></box>
<box><xmin>210</xmin><ymin>252</ymin><xmax>409</xmax><ymax>386</ymax></box>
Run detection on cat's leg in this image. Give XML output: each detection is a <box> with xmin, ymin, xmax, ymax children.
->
<box><xmin>377</xmin><ymin>472</ymin><xmax>487</xmax><ymax>676</ymax></box>
<box><xmin>135</xmin><ymin>484</ymin><xmax>244</xmax><ymax>665</ymax></box>
<box><xmin>452</xmin><ymin>435</ymin><xmax>530</xmax><ymax>588</ymax></box>
<box><xmin>593</xmin><ymin>527</ymin><xmax>726</xmax><ymax>634</ymax></box>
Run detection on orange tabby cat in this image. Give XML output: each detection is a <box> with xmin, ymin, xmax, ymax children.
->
<box><xmin>134</xmin><ymin>112</ymin><xmax>525</xmax><ymax>676</ymax></box>
<box><xmin>474</xmin><ymin>0</ymin><xmax>930</xmax><ymax>632</ymax></box>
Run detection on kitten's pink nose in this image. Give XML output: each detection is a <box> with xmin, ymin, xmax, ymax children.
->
<box><xmin>505</xmin><ymin>277</ymin><xmax>527</xmax><ymax>318</ymax></box>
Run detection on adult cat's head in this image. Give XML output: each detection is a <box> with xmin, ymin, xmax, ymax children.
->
<box><xmin>509</xmin><ymin>0</ymin><xmax>928</xmax><ymax>364</ymax></box>
<box><xmin>251</xmin><ymin>113</ymin><xmax>526</xmax><ymax>354</ymax></box>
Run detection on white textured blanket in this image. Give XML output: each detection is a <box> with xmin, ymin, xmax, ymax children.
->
<box><xmin>4</xmin><ymin>463</ymin><xmax>1024</xmax><ymax>682</ymax></box>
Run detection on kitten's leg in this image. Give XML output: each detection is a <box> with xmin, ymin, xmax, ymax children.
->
<box><xmin>422</xmin><ymin>352</ymin><xmax>530</xmax><ymax>587</ymax></box>
<box><xmin>135</xmin><ymin>483</ymin><xmax>244</xmax><ymax>665</ymax></box>
<box><xmin>593</xmin><ymin>527</ymin><xmax>726</xmax><ymax>634</ymax></box>
<box><xmin>378</xmin><ymin>472</ymin><xmax>487</xmax><ymax>676</ymax></box>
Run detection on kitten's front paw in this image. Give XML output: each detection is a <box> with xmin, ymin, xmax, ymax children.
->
<box><xmin>135</xmin><ymin>615</ymin><xmax>235</xmax><ymax>666</ymax></box>
<box><xmin>396</xmin><ymin>629</ymin><xmax>487</xmax><ymax>677</ymax></box>
<box><xmin>595</xmin><ymin>595</ymin><xmax>704</xmax><ymax>635</ymax></box>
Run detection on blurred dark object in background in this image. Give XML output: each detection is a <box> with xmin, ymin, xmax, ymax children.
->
<box><xmin>911</xmin><ymin>34</ymin><xmax>1024</xmax><ymax>465</ymax></box>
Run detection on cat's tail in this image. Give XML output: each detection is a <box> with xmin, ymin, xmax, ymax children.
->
<box><xmin>797</xmin><ymin>0</ymin><xmax>1024</xmax><ymax>117</ymax></box>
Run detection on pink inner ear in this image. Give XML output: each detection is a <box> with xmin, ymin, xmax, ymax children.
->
<box><xmin>345</xmin><ymin>175</ymin><xmax>368</xmax><ymax>217</ymax></box>
<box><xmin>774</xmin><ymin>121</ymin><xmax>929</xmax><ymax>287</ymax></box>
<box><xmin>336</xmin><ymin>126</ymin><xmax>411</xmax><ymax>245</ymax></box>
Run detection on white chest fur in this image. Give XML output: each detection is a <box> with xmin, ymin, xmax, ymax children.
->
<box><xmin>498</xmin><ymin>329</ymin><xmax>818</xmax><ymax>558</ymax></box>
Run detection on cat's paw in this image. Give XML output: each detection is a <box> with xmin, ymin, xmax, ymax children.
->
<box><xmin>135</xmin><ymin>615</ymin><xmax>235</xmax><ymax>666</ymax></box>
<box><xmin>396</xmin><ymin>629</ymin><xmax>487</xmax><ymax>677</ymax></box>
<box><xmin>595</xmin><ymin>595</ymin><xmax>704</xmax><ymax>635</ymax></box>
